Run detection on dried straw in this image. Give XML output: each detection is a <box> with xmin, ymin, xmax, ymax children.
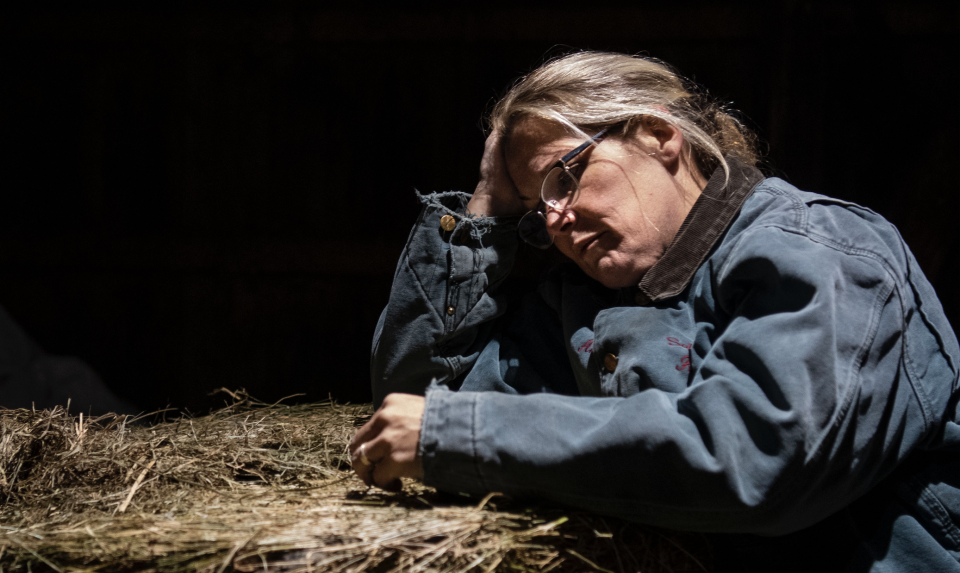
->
<box><xmin>0</xmin><ymin>390</ymin><xmax>712</xmax><ymax>572</ymax></box>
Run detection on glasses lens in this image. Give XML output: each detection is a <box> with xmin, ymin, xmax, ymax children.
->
<box><xmin>517</xmin><ymin>210</ymin><xmax>553</xmax><ymax>249</ymax></box>
<box><xmin>541</xmin><ymin>166</ymin><xmax>579</xmax><ymax>210</ymax></box>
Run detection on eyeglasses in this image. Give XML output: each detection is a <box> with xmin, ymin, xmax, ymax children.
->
<box><xmin>517</xmin><ymin>127</ymin><xmax>610</xmax><ymax>249</ymax></box>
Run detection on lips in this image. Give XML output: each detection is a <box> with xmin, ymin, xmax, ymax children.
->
<box><xmin>577</xmin><ymin>231</ymin><xmax>606</xmax><ymax>258</ymax></box>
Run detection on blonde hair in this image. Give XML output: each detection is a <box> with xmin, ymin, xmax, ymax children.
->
<box><xmin>490</xmin><ymin>51</ymin><xmax>758</xmax><ymax>183</ymax></box>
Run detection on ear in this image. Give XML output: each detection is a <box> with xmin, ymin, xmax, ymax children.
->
<box><xmin>636</xmin><ymin>116</ymin><xmax>684</xmax><ymax>172</ymax></box>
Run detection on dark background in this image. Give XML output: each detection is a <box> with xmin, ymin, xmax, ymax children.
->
<box><xmin>1</xmin><ymin>2</ymin><xmax>957</xmax><ymax>413</ymax></box>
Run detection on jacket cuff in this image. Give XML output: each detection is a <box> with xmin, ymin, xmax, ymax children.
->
<box><xmin>419</xmin><ymin>386</ymin><xmax>489</xmax><ymax>495</ymax></box>
<box><xmin>413</xmin><ymin>192</ymin><xmax>521</xmax><ymax>327</ymax></box>
<box><xmin>416</xmin><ymin>191</ymin><xmax>521</xmax><ymax>246</ymax></box>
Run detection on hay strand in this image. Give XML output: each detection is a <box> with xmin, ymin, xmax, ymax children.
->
<box><xmin>117</xmin><ymin>458</ymin><xmax>156</xmax><ymax>514</ymax></box>
<box><xmin>0</xmin><ymin>390</ymin><xmax>712</xmax><ymax>572</ymax></box>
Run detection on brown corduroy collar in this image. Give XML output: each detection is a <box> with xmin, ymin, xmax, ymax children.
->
<box><xmin>634</xmin><ymin>157</ymin><xmax>765</xmax><ymax>306</ymax></box>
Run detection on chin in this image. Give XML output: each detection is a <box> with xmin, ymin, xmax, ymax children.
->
<box><xmin>588</xmin><ymin>261</ymin><xmax>645</xmax><ymax>289</ymax></box>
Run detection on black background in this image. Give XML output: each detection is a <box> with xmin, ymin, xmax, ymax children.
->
<box><xmin>1</xmin><ymin>2</ymin><xmax>957</xmax><ymax>413</ymax></box>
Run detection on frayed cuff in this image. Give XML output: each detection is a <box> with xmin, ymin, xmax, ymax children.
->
<box><xmin>416</xmin><ymin>190</ymin><xmax>520</xmax><ymax>243</ymax></box>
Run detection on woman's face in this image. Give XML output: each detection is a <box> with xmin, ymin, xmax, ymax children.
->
<box><xmin>505</xmin><ymin>118</ymin><xmax>701</xmax><ymax>289</ymax></box>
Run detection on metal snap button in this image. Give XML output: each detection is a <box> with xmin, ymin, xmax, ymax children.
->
<box><xmin>604</xmin><ymin>353</ymin><xmax>618</xmax><ymax>371</ymax></box>
<box><xmin>440</xmin><ymin>215</ymin><xmax>456</xmax><ymax>232</ymax></box>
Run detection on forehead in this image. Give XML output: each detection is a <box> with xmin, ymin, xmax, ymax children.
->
<box><xmin>504</xmin><ymin>118</ymin><xmax>586</xmax><ymax>196</ymax></box>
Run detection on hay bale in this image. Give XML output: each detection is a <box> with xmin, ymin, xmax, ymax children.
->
<box><xmin>0</xmin><ymin>390</ymin><xmax>711</xmax><ymax>572</ymax></box>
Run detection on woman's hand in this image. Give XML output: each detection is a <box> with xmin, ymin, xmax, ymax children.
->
<box><xmin>349</xmin><ymin>393</ymin><xmax>425</xmax><ymax>491</ymax></box>
<box><xmin>466</xmin><ymin>130</ymin><xmax>527</xmax><ymax>217</ymax></box>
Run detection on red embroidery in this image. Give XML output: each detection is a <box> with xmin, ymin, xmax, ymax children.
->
<box><xmin>668</xmin><ymin>337</ymin><xmax>692</xmax><ymax>371</ymax></box>
<box><xmin>578</xmin><ymin>339</ymin><xmax>594</xmax><ymax>353</ymax></box>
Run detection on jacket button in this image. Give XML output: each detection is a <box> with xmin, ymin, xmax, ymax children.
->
<box><xmin>446</xmin><ymin>306</ymin><xmax>455</xmax><ymax>315</ymax></box>
<box><xmin>440</xmin><ymin>215</ymin><xmax>456</xmax><ymax>232</ymax></box>
<box><xmin>603</xmin><ymin>353</ymin><xmax>618</xmax><ymax>371</ymax></box>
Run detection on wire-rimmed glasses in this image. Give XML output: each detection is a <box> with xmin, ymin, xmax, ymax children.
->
<box><xmin>517</xmin><ymin>127</ymin><xmax>610</xmax><ymax>249</ymax></box>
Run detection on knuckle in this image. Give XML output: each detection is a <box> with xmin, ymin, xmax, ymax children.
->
<box><xmin>380</xmin><ymin>410</ymin><xmax>398</xmax><ymax>424</ymax></box>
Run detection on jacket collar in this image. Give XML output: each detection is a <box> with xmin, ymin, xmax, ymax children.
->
<box><xmin>634</xmin><ymin>156</ymin><xmax>765</xmax><ymax>305</ymax></box>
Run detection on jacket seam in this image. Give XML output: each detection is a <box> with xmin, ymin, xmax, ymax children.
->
<box><xmin>452</xmin><ymin>238</ymin><xmax>515</xmax><ymax>332</ymax></box>
<box><xmin>806</xmin><ymin>280</ymin><xmax>898</xmax><ymax>465</ymax></box>
<box><xmin>396</xmin><ymin>204</ymin><xmax>427</xmax><ymax>284</ymax></box>
<box><xmin>898</xmin><ymin>287</ymin><xmax>936</xmax><ymax>431</ymax></box>
<box><xmin>921</xmin><ymin>485</ymin><xmax>960</xmax><ymax>549</ymax></box>
<box><xmin>455</xmin><ymin>248</ymin><xmax>486</xmax><ymax>331</ymax></box>
<box><xmin>445</xmin><ymin>229</ymin><xmax>460</xmax><ymax>331</ymax></box>
<box><xmin>469</xmin><ymin>248</ymin><xmax>484</xmax><ymax>313</ymax></box>
<box><xmin>740</xmin><ymin>188</ymin><xmax>903</xmax><ymax>280</ymax></box>
<box><xmin>401</xmin><ymin>244</ymin><xmax>457</xmax><ymax>384</ymax></box>
<box><xmin>754</xmin><ymin>185</ymin><xmax>808</xmax><ymax>232</ymax></box>
<box><xmin>799</xmin><ymin>228</ymin><xmax>935</xmax><ymax>431</ymax></box>
<box><xmin>904</xmin><ymin>474</ymin><xmax>960</xmax><ymax>549</ymax></box>
<box><xmin>404</xmin><ymin>254</ymin><xmax>445</xmax><ymax>324</ymax></box>
<box><xmin>896</xmin><ymin>227</ymin><xmax>959</xmax><ymax>376</ymax></box>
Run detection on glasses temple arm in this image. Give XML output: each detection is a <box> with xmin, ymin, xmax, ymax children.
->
<box><xmin>558</xmin><ymin>127</ymin><xmax>610</xmax><ymax>165</ymax></box>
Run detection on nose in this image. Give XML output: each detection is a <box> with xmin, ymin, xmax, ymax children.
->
<box><xmin>544</xmin><ymin>206</ymin><xmax>576</xmax><ymax>237</ymax></box>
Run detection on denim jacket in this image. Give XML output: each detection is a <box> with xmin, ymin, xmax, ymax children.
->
<box><xmin>371</xmin><ymin>159</ymin><xmax>960</xmax><ymax>571</ymax></box>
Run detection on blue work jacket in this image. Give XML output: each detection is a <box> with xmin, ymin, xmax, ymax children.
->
<box><xmin>371</xmin><ymin>159</ymin><xmax>960</xmax><ymax>571</ymax></box>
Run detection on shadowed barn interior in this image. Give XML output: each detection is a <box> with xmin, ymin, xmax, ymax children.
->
<box><xmin>0</xmin><ymin>2</ymin><xmax>957</xmax><ymax>414</ymax></box>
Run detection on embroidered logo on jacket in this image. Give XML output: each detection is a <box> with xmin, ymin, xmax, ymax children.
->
<box><xmin>577</xmin><ymin>339</ymin><xmax>594</xmax><ymax>354</ymax></box>
<box><xmin>667</xmin><ymin>337</ymin><xmax>692</xmax><ymax>371</ymax></box>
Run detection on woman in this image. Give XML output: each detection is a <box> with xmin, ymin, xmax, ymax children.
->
<box><xmin>350</xmin><ymin>52</ymin><xmax>960</xmax><ymax>571</ymax></box>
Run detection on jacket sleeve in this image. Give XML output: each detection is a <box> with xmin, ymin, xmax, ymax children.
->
<box><xmin>419</xmin><ymin>224</ymin><xmax>959</xmax><ymax>535</ymax></box>
<box><xmin>371</xmin><ymin>192</ymin><xmax>578</xmax><ymax>407</ymax></box>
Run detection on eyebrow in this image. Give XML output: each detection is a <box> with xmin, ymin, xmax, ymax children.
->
<box><xmin>553</xmin><ymin>127</ymin><xmax>610</xmax><ymax>169</ymax></box>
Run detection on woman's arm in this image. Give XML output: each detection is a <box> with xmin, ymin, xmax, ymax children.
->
<box><xmin>369</xmin><ymin>190</ymin><xmax>517</xmax><ymax>406</ymax></box>
<box><xmin>372</xmin><ymin>129</ymin><xmax>572</xmax><ymax>407</ymax></box>
<box><xmin>370</xmin><ymin>132</ymin><xmax>527</xmax><ymax>407</ymax></box>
